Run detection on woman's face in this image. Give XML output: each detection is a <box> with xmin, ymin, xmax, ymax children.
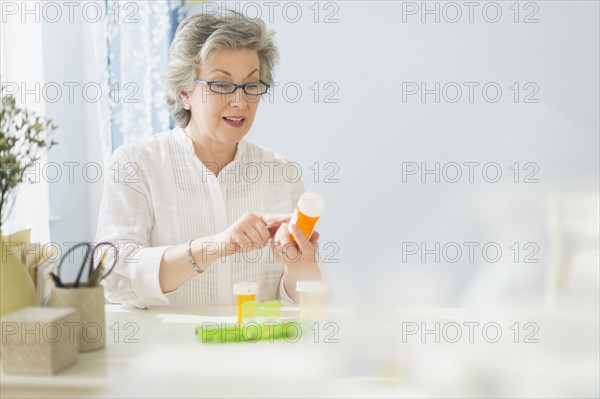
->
<box><xmin>182</xmin><ymin>48</ymin><xmax>262</xmax><ymax>146</ymax></box>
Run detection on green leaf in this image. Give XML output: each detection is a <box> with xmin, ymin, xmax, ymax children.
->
<box><xmin>0</xmin><ymin>87</ymin><xmax>59</xmax><ymax>223</ymax></box>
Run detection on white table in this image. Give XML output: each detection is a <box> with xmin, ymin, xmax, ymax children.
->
<box><xmin>1</xmin><ymin>305</ymin><xmax>348</xmax><ymax>398</ymax></box>
<box><xmin>2</xmin><ymin>304</ymin><xmax>598</xmax><ymax>398</ymax></box>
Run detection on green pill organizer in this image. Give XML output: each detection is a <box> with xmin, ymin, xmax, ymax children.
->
<box><xmin>196</xmin><ymin>300</ymin><xmax>302</xmax><ymax>343</ymax></box>
<box><xmin>195</xmin><ymin>320</ymin><xmax>302</xmax><ymax>343</ymax></box>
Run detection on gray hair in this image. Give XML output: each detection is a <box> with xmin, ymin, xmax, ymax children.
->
<box><xmin>163</xmin><ymin>11</ymin><xmax>279</xmax><ymax>128</ymax></box>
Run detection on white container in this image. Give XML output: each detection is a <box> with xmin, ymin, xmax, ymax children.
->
<box><xmin>296</xmin><ymin>281</ymin><xmax>329</xmax><ymax>318</ymax></box>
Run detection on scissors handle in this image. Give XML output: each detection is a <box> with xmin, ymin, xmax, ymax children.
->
<box><xmin>89</xmin><ymin>242</ymin><xmax>118</xmax><ymax>286</ymax></box>
<box><xmin>57</xmin><ymin>242</ymin><xmax>92</xmax><ymax>289</ymax></box>
<box><xmin>55</xmin><ymin>242</ymin><xmax>118</xmax><ymax>288</ymax></box>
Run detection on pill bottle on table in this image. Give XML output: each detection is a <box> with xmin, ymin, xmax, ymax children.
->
<box><xmin>296</xmin><ymin>281</ymin><xmax>328</xmax><ymax>318</ymax></box>
<box><xmin>289</xmin><ymin>192</ymin><xmax>325</xmax><ymax>242</ymax></box>
<box><xmin>234</xmin><ymin>282</ymin><xmax>257</xmax><ymax>325</ymax></box>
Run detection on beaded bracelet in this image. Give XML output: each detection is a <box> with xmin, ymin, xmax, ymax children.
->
<box><xmin>187</xmin><ymin>240</ymin><xmax>203</xmax><ymax>274</ymax></box>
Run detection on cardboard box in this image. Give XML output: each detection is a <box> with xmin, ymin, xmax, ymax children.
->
<box><xmin>1</xmin><ymin>307</ymin><xmax>79</xmax><ymax>375</ymax></box>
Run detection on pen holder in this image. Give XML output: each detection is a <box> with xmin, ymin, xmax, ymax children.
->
<box><xmin>51</xmin><ymin>285</ymin><xmax>105</xmax><ymax>352</ymax></box>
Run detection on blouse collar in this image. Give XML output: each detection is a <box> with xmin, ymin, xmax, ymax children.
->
<box><xmin>173</xmin><ymin>125</ymin><xmax>247</xmax><ymax>164</ymax></box>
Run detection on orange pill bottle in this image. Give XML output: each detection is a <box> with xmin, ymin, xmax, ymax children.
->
<box><xmin>289</xmin><ymin>192</ymin><xmax>325</xmax><ymax>242</ymax></box>
<box><xmin>233</xmin><ymin>282</ymin><xmax>257</xmax><ymax>325</ymax></box>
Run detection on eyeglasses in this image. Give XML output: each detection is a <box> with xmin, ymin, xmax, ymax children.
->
<box><xmin>194</xmin><ymin>79</ymin><xmax>270</xmax><ymax>96</ymax></box>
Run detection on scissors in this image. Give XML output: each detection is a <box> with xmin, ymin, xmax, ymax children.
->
<box><xmin>51</xmin><ymin>242</ymin><xmax>118</xmax><ymax>288</ymax></box>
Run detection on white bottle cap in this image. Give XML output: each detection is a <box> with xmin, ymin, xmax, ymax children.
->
<box><xmin>297</xmin><ymin>192</ymin><xmax>325</xmax><ymax>218</ymax></box>
<box><xmin>233</xmin><ymin>282</ymin><xmax>258</xmax><ymax>295</ymax></box>
<box><xmin>296</xmin><ymin>280</ymin><xmax>327</xmax><ymax>293</ymax></box>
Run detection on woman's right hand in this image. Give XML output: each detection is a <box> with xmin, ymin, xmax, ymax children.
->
<box><xmin>213</xmin><ymin>213</ymin><xmax>291</xmax><ymax>259</ymax></box>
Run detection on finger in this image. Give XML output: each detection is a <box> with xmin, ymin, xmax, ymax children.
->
<box><xmin>271</xmin><ymin>237</ymin><xmax>284</xmax><ymax>257</ymax></box>
<box><xmin>280</xmin><ymin>242</ymin><xmax>300</xmax><ymax>263</ymax></box>
<box><xmin>252</xmin><ymin>222</ymin><xmax>270</xmax><ymax>244</ymax></box>
<box><xmin>290</xmin><ymin>224</ymin><xmax>313</xmax><ymax>254</ymax></box>
<box><xmin>228</xmin><ymin>233</ymin><xmax>243</xmax><ymax>252</ymax></box>
<box><xmin>242</xmin><ymin>224</ymin><xmax>264</xmax><ymax>246</ymax></box>
<box><xmin>309</xmin><ymin>230</ymin><xmax>320</xmax><ymax>244</ymax></box>
<box><xmin>267</xmin><ymin>220</ymin><xmax>287</xmax><ymax>237</ymax></box>
<box><xmin>262</xmin><ymin>213</ymin><xmax>292</xmax><ymax>229</ymax></box>
<box><xmin>272</xmin><ymin>239</ymin><xmax>283</xmax><ymax>258</ymax></box>
<box><xmin>274</xmin><ymin>223</ymin><xmax>293</xmax><ymax>245</ymax></box>
<box><xmin>243</xmin><ymin>233</ymin><xmax>264</xmax><ymax>251</ymax></box>
<box><xmin>233</xmin><ymin>230</ymin><xmax>252</xmax><ymax>249</ymax></box>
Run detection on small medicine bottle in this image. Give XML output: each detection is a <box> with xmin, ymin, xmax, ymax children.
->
<box><xmin>233</xmin><ymin>282</ymin><xmax>257</xmax><ymax>325</ymax></box>
<box><xmin>289</xmin><ymin>192</ymin><xmax>325</xmax><ymax>242</ymax></box>
<box><xmin>296</xmin><ymin>281</ymin><xmax>328</xmax><ymax>318</ymax></box>
<box><xmin>241</xmin><ymin>301</ymin><xmax>261</xmax><ymax>325</ymax></box>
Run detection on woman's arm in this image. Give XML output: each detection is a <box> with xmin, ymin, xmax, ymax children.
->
<box><xmin>159</xmin><ymin>213</ymin><xmax>291</xmax><ymax>293</ymax></box>
<box><xmin>158</xmin><ymin>235</ymin><xmax>219</xmax><ymax>293</ymax></box>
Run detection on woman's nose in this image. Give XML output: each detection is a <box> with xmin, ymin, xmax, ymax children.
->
<box><xmin>229</xmin><ymin>88</ymin><xmax>248</xmax><ymax>108</ymax></box>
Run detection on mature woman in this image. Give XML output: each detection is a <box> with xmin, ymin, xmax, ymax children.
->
<box><xmin>95</xmin><ymin>12</ymin><xmax>322</xmax><ymax>309</ymax></box>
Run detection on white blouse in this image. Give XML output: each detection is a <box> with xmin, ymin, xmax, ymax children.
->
<box><xmin>95</xmin><ymin>126</ymin><xmax>304</xmax><ymax>309</ymax></box>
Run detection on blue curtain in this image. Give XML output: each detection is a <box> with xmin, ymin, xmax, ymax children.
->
<box><xmin>94</xmin><ymin>1</ymin><xmax>187</xmax><ymax>156</ymax></box>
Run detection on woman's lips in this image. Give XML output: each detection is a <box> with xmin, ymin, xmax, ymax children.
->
<box><xmin>222</xmin><ymin>116</ymin><xmax>246</xmax><ymax>128</ymax></box>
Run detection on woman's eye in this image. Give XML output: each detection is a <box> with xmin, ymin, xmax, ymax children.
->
<box><xmin>245</xmin><ymin>83</ymin><xmax>265</xmax><ymax>94</ymax></box>
<box><xmin>213</xmin><ymin>83</ymin><xmax>233</xmax><ymax>91</ymax></box>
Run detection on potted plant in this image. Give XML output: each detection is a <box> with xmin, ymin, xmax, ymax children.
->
<box><xmin>0</xmin><ymin>83</ymin><xmax>58</xmax><ymax>316</ymax></box>
<box><xmin>1</xmin><ymin>85</ymin><xmax>58</xmax><ymax>231</ymax></box>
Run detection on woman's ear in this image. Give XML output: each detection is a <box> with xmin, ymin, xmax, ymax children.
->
<box><xmin>179</xmin><ymin>90</ymin><xmax>190</xmax><ymax>102</ymax></box>
<box><xmin>180</xmin><ymin>90</ymin><xmax>191</xmax><ymax>110</ymax></box>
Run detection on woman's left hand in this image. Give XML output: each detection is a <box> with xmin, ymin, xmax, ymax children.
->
<box><xmin>272</xmin><ymin>223</ymin><xmax>320</xmax><ymax>270</ymax></box>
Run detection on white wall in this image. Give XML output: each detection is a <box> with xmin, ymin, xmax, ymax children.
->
<box><xmin>40</xmin><ymin>14</ymin><xmax>102</xmax><ymax>248</ymax></box>
<box><xmin>193</xmin><ymin>1</ymin><xmax>599</xmax><ymax>307</ymax></box>
<box><xmin>1</xmin><ymin>5</ymin><xmax>51</xmax><ymax>242</ymax></box>
<box><xmin>4</xmin><ymin>1</ymin><xmax>597</xmax><ymax>306</ymax></box>
<box><xmin>2</xmin><ymin>3</ymin><xmax>103</xmax><ymax>281</ymax></box>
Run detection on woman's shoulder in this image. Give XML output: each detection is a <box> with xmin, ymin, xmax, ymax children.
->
<box><xmin>243</xmin><ymin>140</ymin><xmax>295</xmax><ymax>165</ymax></box>
<box><xmin>243</xmin><ymin>141</ymin><xmax>304</xmax><ymax>191</ymax></box>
